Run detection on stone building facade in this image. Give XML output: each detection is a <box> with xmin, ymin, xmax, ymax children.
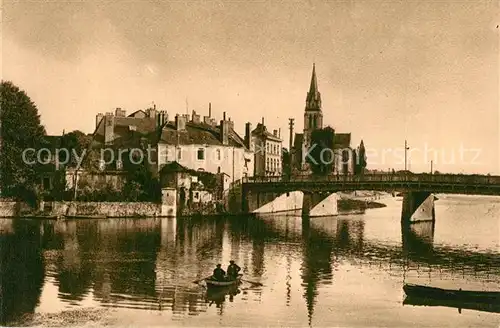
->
<box><xmin>250</xmin><ymin>119</ymin><xmax>283</xmax><ymax>177</ymax></box>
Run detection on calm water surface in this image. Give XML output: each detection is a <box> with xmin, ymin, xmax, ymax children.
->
<box><xmin>1</xmin><ymin>194</ymin><xmax>499</xmax><ymax>327</ymax></box>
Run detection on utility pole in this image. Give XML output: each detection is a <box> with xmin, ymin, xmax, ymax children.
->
<box><xmin>404</xmin><ymin>140</ymin><xmax>410</xmax><ymax>171</ymax></box>
<box><xmin>288</xmin><ymin>118</ymin><xmax>294</xmax><ymax>152</ymax></box>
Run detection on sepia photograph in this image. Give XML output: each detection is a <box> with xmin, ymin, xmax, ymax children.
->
<box><xmin>1</xmin><ymin>0</ymin><xmax>499</xmax><ymax>327</ymax></box>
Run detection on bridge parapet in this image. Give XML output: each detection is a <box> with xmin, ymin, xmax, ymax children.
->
<box><xmin>243</xmin><ymin>173</ymin><xmax>500</xmax><ymax>185</ymax></box>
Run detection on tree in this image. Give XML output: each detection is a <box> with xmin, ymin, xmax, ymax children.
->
<box><xmin>306</xmin><ymin>127</ymin><xmax>335</xmax><ymax>175</ymax></box>
<box><xmin>355</xmin><ymin>140</ymin><xmax>367</xmax><ymax>175</ymax></box>
<box><xmin>59</xmin><ymin>130</ymin><xmax>92</xmax><ymax>168</ymax></box>
<box><xmin>121</xmin><ymin>146</ymin><xmax>161</xmax><ymax>202</ymax></box>
<box><xmin>0</xmin><ymin>81</ymin><xmax>46</xmax><ymax>203</ymax></box>
<box><xmin>282</xmin><ymin>147</ymin><xmax>291</xmax><ymax>177</ymax></box>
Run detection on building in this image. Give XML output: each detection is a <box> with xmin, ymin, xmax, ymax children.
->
<box><xmin>93</xmin><ymin>104</ymin><xmax>254</xmax><ymax>186</ymax></box>
<box><xmin>250</xmin><ymin>119</ymin><xmax>283</xmax><ymax>176</ymax></box>
<box><xmin>292</xmin><ymin>64</ymin><xmax>363</xmax><ymax>175</ymax></box>
<box><xmin>155</xmin><ymin>108</ymin><xmax>254</xmax><ymax>184</ymax></box>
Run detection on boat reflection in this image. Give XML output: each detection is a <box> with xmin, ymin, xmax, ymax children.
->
<box><xmin>403</xmin><ymin>295</ymin><xmax>500</xmax><ymax>314</ymax></box>
<box><xmin>205</xmin><ymin>285</ymin><xmax>241</xmax><ymax>313</ymax></box>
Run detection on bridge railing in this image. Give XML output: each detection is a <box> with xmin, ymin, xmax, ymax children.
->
<box><xmin>242</xmin><ymin>173</ymin><xmax>500</xmax><ymax>185</ymax></box>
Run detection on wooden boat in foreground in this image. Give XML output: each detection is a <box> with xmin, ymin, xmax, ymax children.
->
<box><xmin>403</xmin><ymin>284</ymin><xmax>500</xmax><ymax>303</ymax></box>
<box><xmin>205</xmin><ymin>274</ymin><xmax>243</xmax><ymax>288</ymax></box>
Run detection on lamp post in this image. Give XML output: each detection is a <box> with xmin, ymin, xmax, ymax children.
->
<box><xmin>404</xmin><ymin>140</ymin><xmax>410</xmax><ymax>171</ymax></box>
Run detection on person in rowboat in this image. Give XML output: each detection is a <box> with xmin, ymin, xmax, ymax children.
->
<box><xmin>212</xmin><ymin>264</ymin><xmax>226</xmax><ymax>281</ymax></box>
<box><xmin>227</xmin><ymin>260</ymin><xmax>241</xmax><ymax>279</ymax></box>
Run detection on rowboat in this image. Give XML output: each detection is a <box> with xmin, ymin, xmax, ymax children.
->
<box><xmin>205</xmin><ymin>274</ymin><xmax>243</xmax><ymax>288</ymax></box>
<box><xmin>403</xmin><ymin>284</ymin><xmax>500</xmax><ymax>303</ymax></box>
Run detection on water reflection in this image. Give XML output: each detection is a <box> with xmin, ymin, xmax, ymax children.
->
<box><xmin>0</xmin><ymin>220</ymin><xmax>45</xmax><ymax>325</ymax></box>
<box><xmin>402</xmin><ymin>221</ymin><xmax>435</xmax><ymax>259</ymax></box>
<box><xmin>403</xmin><ymin>295</ymin><xmax>500</xmax><ymax>314</ymax></box>
<box><xmin>206</xmin><ymin>286</ymin><xmax>242</xmax><ymax>315</ymax></box>
<box><xmin>1</xmin><ymin>206</ymin><xmax>499</xmax><ymax>326</ymax></box>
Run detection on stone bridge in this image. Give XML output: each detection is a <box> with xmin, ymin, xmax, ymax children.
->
<box><xmin>241</xmin><ymin>173</ymin><xmax>500</xmax><ymax>223</ymax></box>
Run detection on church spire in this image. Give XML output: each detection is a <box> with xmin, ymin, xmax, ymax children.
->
<box><xmin>306</xmin><ymin>63</ymin><xmax>321</xmax><ymax>111</ymax></box>
<box><xmin>309</xmin><ymin>63</ymin><xmax>318</xmax><ymax>94</ymax></box>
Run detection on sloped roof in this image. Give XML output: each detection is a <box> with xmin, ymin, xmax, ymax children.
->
<box><xmin>157</xmin><ymin>121</ymin><xmax>247</xmax><ymax>149</ymax></box>
<box><xmin>93</xmin><ymin>116</ymin><xmax>158</xmax><ymax>145</ymax></box>
<box><xmin>127</xmin><ymin>110</ymin><xmax>147</xmax><ymax>118</ymax></box>
<box><xmin>251</xmin><ymin>123</ymin><xmax>282</xmax><ymax>142</ymax></box>
<box><xmin>159</xmin><ymin>161</ymin><xmax>191</xmax><ymax>173</ymax></box>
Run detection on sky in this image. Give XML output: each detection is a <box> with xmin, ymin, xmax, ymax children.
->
<box><xmin>2</xmin><ymin>0</ymin><xmax>499</xmax><ymax>174</ymax></box>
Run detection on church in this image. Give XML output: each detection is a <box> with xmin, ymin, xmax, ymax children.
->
<box><xmin>291</xmin><ymin>64</ymin><xmax>365</xmax><ymax>175</ymax></box>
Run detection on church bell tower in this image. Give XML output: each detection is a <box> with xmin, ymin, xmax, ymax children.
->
<box><xmin>303</xmin><ymin>63</ymin><xmax>324</xmax><ymax>153</ymax></box>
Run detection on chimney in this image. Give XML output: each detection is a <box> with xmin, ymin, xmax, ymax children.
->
<box><xmin>228</xmin><ymin>117</ymin><xmax>234</xmax><ymax>131</ymax></box>
<box><xmin>209</xmin><ymin>103</ymin><xmax>212</xmax><ymax>117</ymax></box>
<box><xmin>220</xmin><ymin>118</ymin><xmax>230</xmax><ymax>145</ymax></box>
<box><xmin>273</xmin><ymin>129</ymin><xmax>278</xmax><ymax>137</ymax></box>
<box><xmin>175</xmin><ymin>114</ymin><xmax>186</xmax><ymax>131</ymax></box>
<box><xmin>162</xmin><ymin>111</ymin><xmax>168</xmax><ymax>125</ymax></box>
<box><xmin>278</xmin><ymin>128</ymin><xmax>281</xmax><ymax>139</ymax></box>
<box><xmin>115</xmin><ymin>107</ymin><xmax>126</xmax><ymax>117</ymax></box>
<box><xmin>157</xmin><ymin>112</ymin><xmax>162</xmax><ymax>128</ymax></box>
<box><xmin>146</xmin><ymin>108</ymin><xmax>156</xmax><ymax>118</ymax></box>
<box><xmin>223</xmin><ymin>112</ymin><xmax>226</xmax><ymax>121</ymax></box>
<box><xmin>261</xmin><ymin>117</ymin><xmax>264</xmax><ymax>126</ymax></box>
<box><xmin>244</xmin><ymin>122</ymin><xmax>252</xmax><ymax>149</ymax></box>
<box><xmin>104</xmin><ymin>112</ymin><xmax>115</xmax><ymax>145</ymax></box>
<box><xmin>157</xmin><ymin>110</ymin><xmax>168</xmax><ymax>128</ymax></box>
<box><xmin>96</xmin><ymin>113</ymin><xmax>104</xmax><ymax>129</ymax></box>
<box><xmin>192</xmin><ymin>110</ymin><xmax>201</xmax><ymax>124</ymax></box>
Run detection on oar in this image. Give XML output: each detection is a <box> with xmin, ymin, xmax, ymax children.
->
<box><xmin>193</xmin><ymin>276</ymin><xmax>211</xmax><ymax>284</ymax></box>
<box><xmin>241</xmin><ymin>279</ymin><xmax>263</xmax><ymax>286</ymax></box>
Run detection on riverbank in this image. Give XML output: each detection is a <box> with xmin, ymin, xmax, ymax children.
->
<box><xmin>337</xmin><ymin>191</ymin><xmax>389</xmax><ymax>212</ymax></box>
<box><xmin>1</xmin><ymin>190</ymin><xmax>389</xmax><ymax>219</ymax></box>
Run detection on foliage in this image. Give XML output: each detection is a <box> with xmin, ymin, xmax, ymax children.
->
<box><xmin>121</xmin><ymin>147</ymin><xmax>161</xmax><ymax>202</ymax></box>
<box><xmin>282</xmin><ymin>147</ymin><xmax>291</xmax><ymax>177</ymax></box>
<box><xmin>58</xmin><ymin>130</ymin><xmax>92</xmax><ymax>168</ymax></box>
<box><xmin>0</xmin><ymin>81</ymin><xmax>46</xmax><ymax>202</ymax></box>
<box><xmin>354</xmin><ymin>141</ymin><xmax>367</xmax><ymax>174</ymax></box>
<box><xmin>306</xmin><ymin>127</ymin><xmax>335</xmax><ymax>175</ymax></box>
<box><xmin>74</xmin><ymin>180</ymin><xmax>122</xmax><ymax>202</ymax></box>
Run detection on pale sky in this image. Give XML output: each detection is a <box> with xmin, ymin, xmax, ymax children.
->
<box><xmin>2</xmin><ymin>0</ymin><xmax>499</xmax><ymax>174</ymax></box>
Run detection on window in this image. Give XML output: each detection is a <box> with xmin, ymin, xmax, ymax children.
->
<box><xmin>197</xmin><ymin>148</ymin><xmax>205</xmax><ymax>160</ymax></box>
<box><xmin>116</xmin><ymin>160</ymin><xmax>123</xmax><ymax>170</ymax></box>
<box><xmin>266</xmin><ymin>143</ymin><xmax>269</xmax><ymax>153</ymax></box>
<box><xmin>216</xmin><ymin>149</ymin><xmax>221</xmax><ymax>160</ymax></box>
<box><xmin>177</xmin><ymin>148</ymin><xmax>182</xmax><ymax>160</ymax></box>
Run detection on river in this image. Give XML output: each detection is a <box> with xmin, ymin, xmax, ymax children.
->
<box><xmin>1</xmin><ymin>194</ymin><xmax>499</xmax><ymax>327</ymax></box>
